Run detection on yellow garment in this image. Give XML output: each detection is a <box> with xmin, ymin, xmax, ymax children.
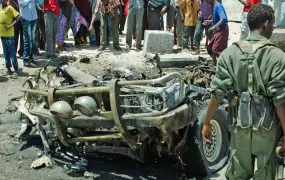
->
<box><xmin>0</xmin><ymin>6</ymin><xmax>19</xmax><ymax>37</ymax></box>
<box><xmin>177</xmin><ymin>0</ymin><xmax>199</xmax><ymax>26</ymax></box>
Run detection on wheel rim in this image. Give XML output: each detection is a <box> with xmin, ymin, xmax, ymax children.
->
<box><xmin>202</xmin><ymin>119</ymin><xmax>222</xmax><ymax>163</ymax></box>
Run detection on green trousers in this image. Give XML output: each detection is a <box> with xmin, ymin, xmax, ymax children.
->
<box><xmin>100</xmin><ymin>7</ymin><xmax>120</xmax><ymax>48</ymax></box>
<box><xmin>226</xmin><ymin>119</ymin><xmax>281</xmax><ymax>180</ymax></box>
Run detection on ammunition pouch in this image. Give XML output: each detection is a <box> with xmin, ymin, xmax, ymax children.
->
<box><xmin>234</xmin><ymin>93</ymin><xmax>275</xmax><ymax>130</ymax></box>
<box><xmin>238</xmin><ymin>92</ymin><xmax>251</xmax><ymax>128</ymax></box>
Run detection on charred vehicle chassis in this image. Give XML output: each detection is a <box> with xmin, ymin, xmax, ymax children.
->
<box><xmin>12</xmin><ymin>64</ymin><xmax>229</xmax><ymax>177</ymax></box>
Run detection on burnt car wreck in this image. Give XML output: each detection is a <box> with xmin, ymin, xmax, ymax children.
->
<box><xmin>10</xmin><ymin>61</ymin><xmax>229</xmax><ymax>177</ymax></box>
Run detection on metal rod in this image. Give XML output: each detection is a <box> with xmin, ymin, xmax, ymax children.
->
<box><xmin>20</xmin><ymin>88</ymin><xmax>48</xmax><ymax>96</ymax></box>
<box><xmin>55</xmin><ymin>87</ymin><xmax>109</xmax><ymax>95</ymax></box>
<box><xmin>121</xmin><ymin>104</ymin><xmax>163</xmax><ymax>108</ymax></box>
<box><xmin>66</xmin><ymin>133</ymin><xmax>122</xmax><ymax>143</ymax></box>
<box><xmin>21</xmin><ymin>86</ymin><xmax>109</xmax><ymax>96</ymax></box>
<box><xmin>56</xmin><ymin>83</ymin><xmax>87</xmax><ymax>89</ymax></box>
<box><xmin>117</xmin><ymin>72</ymin><xmax>183</xmax><ymax>86</ymax></box>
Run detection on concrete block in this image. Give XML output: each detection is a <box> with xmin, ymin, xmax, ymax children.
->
<box><xmin>270</xmin><ymin>28</ymin><xmax>285</xmax><ymax>51</ymax></box>
<box><xmin>143</xmin><ymin>30</ymin><xmax>174</xmax><ymax>56</ymax></box>
<box><xmin>159</xmin><ymin>53</ymin><xmax>206</xmax><ymax>68</ymax></box>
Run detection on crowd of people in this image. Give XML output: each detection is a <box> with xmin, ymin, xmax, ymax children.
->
<box><xmin>0</xmin><ymin>0</ymin><xmax>270</xmax><ymax>78</ymax></box>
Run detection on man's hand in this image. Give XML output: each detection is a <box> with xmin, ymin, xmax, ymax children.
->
<box><xmin>202</xmin><ymin>122</ymin><xmax>212</xmax><ymax>143</ymax></box>
<box><xmin>208</xmin><ymin>26</ymin><xmax>216</xmax><ymax>33</ymax></box>
<box><xmin>88</xmin><ymin>25</ymin><xmax>93</xmax><ymax>32</ymax></box>
<box><xmin>203</xmin><ymin>20</ymin><xmax>212</xmax><ymax>26</ymax></box>
<box><xmin>278</xmin><ymin>137</ymin><xmax>285</xmax><ymax>153</ymax></box>
<box><xmin>244</xmin><ymin>2</ymin><xmax>250</xmax><ymax>7</ymax></box>
<box><xmin>5</xmin><ymin>25</ymin><xmax>12</xmax><ymax>31</ymax></box>
<box><xmin>161</xmin><ymin>5</ymin><xmax>167</xmax><ymax>15</ymax></box>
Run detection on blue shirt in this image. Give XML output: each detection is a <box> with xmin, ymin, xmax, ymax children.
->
<box><xmin>129</xmin><ymin>0</ymin><xmax>144</xmax><ymax>9</ymax></box>
<box><xmin>18</xmin><ymin>0</ymin><xmax>44</xmax><ymax>21</ymax></box>
<box><xmin>212</xmin><ymin>2</ymin><xmax>228</xmax><ymax>29</ymax></box>
<box><xmin>148</xmin><ymin>0</ymin><xmax>167</xmax><ymax>8</ymax></box>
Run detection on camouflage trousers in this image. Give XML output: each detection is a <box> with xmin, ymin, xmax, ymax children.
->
<box><xmin>226</xmin><ymin>119</ymin><xmax>281</xmax><ymax>180</ymax></box>
<box><xmin>240</xmin><ymin>12</ymin><xmax>249</xmax><ymax>40</ymax></box>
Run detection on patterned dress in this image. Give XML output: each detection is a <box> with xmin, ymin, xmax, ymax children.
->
<box><xmin>56</xmin><ymin>9</ymin><xmax>68</xmax><ymax>44</ymax></box>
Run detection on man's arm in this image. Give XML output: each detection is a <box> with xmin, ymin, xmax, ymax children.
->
<box><xmin>161</xmin><ymin>0</ymin><xmax>168</xmax><ymax>15</ymax></box>
<box><xmin>18</xmin><ymin>0</ymin><xmax>32</xmax><ymax>7</ymax></box>
<box><xmin>176</xmin><ymin>0</ymin><xmax>185</xmax><ymax>9</ymax></box>
<box><xmin>276</xmin><ymin>105</ymin><xmax>285</xmax><ymax>135</ymax></box>
<box><xmin>267</xmin><ymin>53</ymin><xmax>285</xmax><ymax>152</ymax></box>
<box><xmin>202</xmin><ymin>49</ymin><xmax>233</xmax><ymax>143</ymax></box>
<box><xmin>209</xmin><ymin>4</ymin><xmax>227</xmax><ymax>32</ymax></box>
<box><xmin>209</xmin><ymin>18</ymin><xmax>225</xmax><ymax>31</ymax></box>
<box><xmin>276</xmin><ymin>105</ymin><xmax>285</xmax><ymax>152</ymax></box>
<box><xmin>36</xmin><ymin>0</ymin><xmax>44</xmax><ymax>6</ymax></box>
<box><xmin>36</xmin><ymin>4</ymin><xmax>44</xmax><ymax>11</ymax></box>
<box><xmin>202</xmin><ymin>99</ymin><xmax>220</xmax><ymax>143</ymax></box>
<box><xmin>5</xmin><ymin>14</ymin><xmax>21</xmax><ymax>30</ymax></box>
<box><xmin>238</xmin><ymin>0</ymin><xmax>250</xmax><ymax>7</ymax></box>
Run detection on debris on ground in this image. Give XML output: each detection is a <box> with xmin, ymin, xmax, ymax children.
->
<box><xmin>79</xmin><ymin>56</ymin><xmax>91</xmax><ymax>64</ymax></box>
<box><xmin>30</xmin><ymin>155</ymin><xmax>53</xmax><ymax>169</ymax></box>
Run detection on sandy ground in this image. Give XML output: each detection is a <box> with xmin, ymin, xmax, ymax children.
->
<box><xmin>0</xmin><ymin>17</ymin><xmax>241</xmax><ymax>179</ymax></box>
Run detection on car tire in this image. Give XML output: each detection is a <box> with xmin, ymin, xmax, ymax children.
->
<box><xmin>196</xmin><ymin>105</ymin><xmax>230</xmax><ymax>174</ymax></box>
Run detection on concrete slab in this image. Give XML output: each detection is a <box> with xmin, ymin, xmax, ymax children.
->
<box><xmin>143</xmin><ymin>30</ymin><xmax>174</xmax><ymax>56</ymax></box>
<box><xmin>271</xmin><ymin>28</ymin><xmax>285</xmax><ymax>51</ymax></box>
<box><xmin>159</xmin><ymin>53</ymin><xmax>209</xmax><ymax>68</ymax></box>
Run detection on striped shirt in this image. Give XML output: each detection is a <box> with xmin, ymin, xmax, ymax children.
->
<box><xmin>128</xmin><ymin>0</ymin><xmax>144</xmax><ymax>9</ymax></box>
<box><xmin>148</xmin><ymin>0</ymin><xmax>167</xmax><ymax>8</ymax></box>
<box><xmin>18</xmin><ymin>0</ymin><xmax>44</xmax><ymax>21</ymax></box>
<box><xmin>94</xmin><ymin>0</ymin><xmax>120</xmax><ymax>17</ymax></box>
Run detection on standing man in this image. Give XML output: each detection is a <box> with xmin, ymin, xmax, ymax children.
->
<box><xmin>192</xmin><ymin>0</ymin><xmax>213</xmax><ymax>55</ymax></box>
<box><xmin>8</xmin><ymin>0</ymin><xmax>24</xmax><ymax>57</ymax></box>
<box><xmin>18</xmin><ymin>0</ymin><xmax>43</xmax><ymax>67</ymax></box>
<box><xmin>173</xmin><ymin>0</ymin><xmax>184</xmax><ymax>49</ymax></box>
<box><xmin>43</xmin><ymin>0</ymin><xmax>60</xmax><ymax>59</ymax></box>
<box><xmin>36</xmin><ymin>3</ymin><xmax>46</xmax><ymax>51</ymax></box>
<box><xmin>0</xmin><ymin>0</ymin><xmax>21</xmax><ymax>77</ymax></box>
<box><xmin>89</xmin><ymin>0</ymin><xmax>122</xmax><ymax>51</ymax></box>
<box><xmin>147</xmin><ymin>0</ymin><xmax>168</xmax><ymax>30</ymax></box>
<box><xmin>206</xmin><ymin>0</ymin><xmax>228</xmax><ymax>65</ymax></box>
<box><xmin>166</xmin><ymin>0</ymin><xmax>175</xmax><ymax>32</ymax></box>
<box><xmin>238</xmin><ymin>0</ymin><xmax>260</xmax><ymax>40</ymax></box>
<box><xmin>125</xmin><ymin>0</ymin><xmax>144</xmax><ymax>50</ymax></box>
<box><xmin>202</xmin><ymin>4</ymin><xmax>285</xmax><ymax>179</ymax></box>
<box><xmin>177</xmin><ymin>0</ymin><xmax>199</xmax><ymax>51</ymax></box>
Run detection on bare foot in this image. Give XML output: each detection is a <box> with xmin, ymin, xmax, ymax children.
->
<box><xmin>176</xmin><ymin>45</ymin><xmax>182</xmax><ymax>49</ymax></box>
<box><xmin>192</xmin><ymin>50</ymin><xmax>200</xmax><ymax>55</ymax></box>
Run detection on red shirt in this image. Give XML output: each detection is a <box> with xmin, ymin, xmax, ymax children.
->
<box><xmin>43</xmin><ymin>0</ymin><xmax>60</xmax><ymax>16</ymax></box>
<box><xmin>243</xmin><ymin>0</ymin><xmax>260</xmax><ymax>12</ymax></box>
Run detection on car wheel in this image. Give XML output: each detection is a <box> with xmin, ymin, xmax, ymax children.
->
<box><xmin>196</xmin><ymin>105</ymin><xmax>229</xmax><ymax>174</ymax></box>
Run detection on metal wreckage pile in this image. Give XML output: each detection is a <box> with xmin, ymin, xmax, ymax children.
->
<box><xmin>8</xmin><ymin>56</ymin><xmax>218</xmax><ymax>177</ymax></box>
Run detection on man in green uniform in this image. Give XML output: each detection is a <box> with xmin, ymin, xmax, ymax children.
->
<box><xmin>202</xmin><ymin>4</ymin><xmax>285</xmax><ymax>179</ymax></box>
